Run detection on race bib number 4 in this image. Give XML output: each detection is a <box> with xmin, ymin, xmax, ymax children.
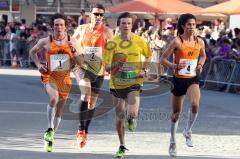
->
<box><xmin>84</xmin><ymin>47</ymin><xmax>102</xmax><ymax>62</ymax></box>
<box><xmin>50</xmin><ymin>54</ymin><xmax>70</xmax><ymax>71</ymax></box>
<box><xmin>178</xmin><ymin>59</ymin><xmax>198</xmax><ymax>76</ymax></box>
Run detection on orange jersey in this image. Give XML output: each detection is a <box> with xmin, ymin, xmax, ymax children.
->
<box><xmin>78</xmin><ymin>24</ymin><xmax>106</xmax><ymax>76</ymax></box>
<box><xmin>42</xmin><ymin>37</ymin><xmax>73</xmax><ymax>85</ymax></box>
<box><xmin>81</xmin><ymin>24</ymin><xmax>106</xmax><ymax>48</ymax></box>
<box><xmin>174</xmin><ymin>36</ymin><xmax>201</xmax><ymax>78</ymax></box>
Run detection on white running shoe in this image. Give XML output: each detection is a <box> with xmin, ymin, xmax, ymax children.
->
<box><xmin>169</xmin><ymin>142</ymin><xmax>177</xmax><ymax>157</ymax></box>
<box><xmin>183</xmin><ymin>129</ymin><xmax>193</xmax><ymax>147</ymax></box>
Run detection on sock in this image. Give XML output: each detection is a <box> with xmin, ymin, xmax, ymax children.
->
<box><xmin>79</xmin><ymin>101</ymin><xmax>88</xmax><ymax>131</ymax></box>
<box><xmin>170</xmin><ymin>120</ymin><xmax>179</xmax><ymax>144</ymax></box>
<box><xmin>47</xmin><ymin>104</ymin><xmax>55</xmax><ymax>129</ymax></box>
<box><xmin>120</xmin><ymin>144</ymin><xmax>126</xmax><ymax>148</ymax></box>
<box><xmin>53</xmin><ymin>117</ymin><xmax>61</xmax><ymax>132</ymax></box>
<box><xmin>186</xmin><ymin>109</ymin><xmax>198</xmax><ymax>132</ymax></box>
<box><xmin>85</xmin><ymin>108</ymin><xmax>95</xmax><ymax>134</ymax></box>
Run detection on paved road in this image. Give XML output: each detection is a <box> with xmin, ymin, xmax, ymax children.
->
<box><xmin>0</xmin><ymin>69</ymin><xmax>239</xmax><ymax>159</ymax></box>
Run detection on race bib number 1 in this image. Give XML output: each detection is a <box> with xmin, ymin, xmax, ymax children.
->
<box><xmin>50</xmin><ymin>54</ymin><xmax>70</xmax><ymax>71</ymax></box>
<box><xmin>84</xmin><ymin>47</ymin><xmax>102</xmax><ymax>62</ymax></box>
<box><xmin>178</xmin><ymin>58</ymin><xmax>198</xmax><ymax>76</ymax></box>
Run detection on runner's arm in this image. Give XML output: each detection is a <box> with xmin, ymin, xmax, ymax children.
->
<box><xmin>196</xmin><ymin>38</ymin><xmax>206</xmax><ymax>73</ymax></box>
<box><xmin>198</xmin><ymin>38</ymin><xmax>206</xmax><ymax>67</ymax></box>
<box><xmin>104</xmin><ymin>27</ymin><xmax>114</xmax><ymax>41</ymax></box>
<box><xmin>29</xmin><ymin>38</ymin><xmax>48</xmax><ymax>73</ymax></box>
<box><xmin>69</xmin><ymin>37</ymin><xmax>84</xmax><ymax>66</ymax></box>
<box><xmin>71</xmin><ymin>25</ymin><xmax>84</xmax><ymax>55</ymax></box>
<box><xmin>160</xmin><ymin>39</ymin><xmax>179</xmax><ymax>69</ymax></box>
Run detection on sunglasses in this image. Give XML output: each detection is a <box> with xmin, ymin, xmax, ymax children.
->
<box><xmin>92</xmin><ymin>13</ymin><xmax>104</xmax><ymax>17</ymax></box>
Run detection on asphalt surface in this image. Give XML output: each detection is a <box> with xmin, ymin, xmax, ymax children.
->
<box><xmin>0</xmin><ymin>69</ymin><xmax>239</xmax><ymax>159</ymax></box>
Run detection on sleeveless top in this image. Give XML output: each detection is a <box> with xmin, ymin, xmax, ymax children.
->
<box><xmin>79</xmin><ymin>24</ymin><xmax>106</xmax><ymax>76</ymax></box>
<box><xmin>41</xmin><ymin>35</ymin><xmax>73</xmax><ymax>83</ymax></box>
<box><xmin>174</xmin><ymin>36</ymin><xmax>201</xmax><ymax>78</ymax></box>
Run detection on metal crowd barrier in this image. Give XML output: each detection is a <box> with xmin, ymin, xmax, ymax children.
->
<box><xmin>0</xmin><ymin>39</ymin><xmax>33</xmax><ymax>68</ymax></box>
<box><xmin>203</xmin><ymin>59</ymin><xmax>240</xmax><ymax>93</ymax></box>
<box><xmin>165</xmin><ymin>58</ymin><xmax>240</xmax><ymax>94</ymax></box>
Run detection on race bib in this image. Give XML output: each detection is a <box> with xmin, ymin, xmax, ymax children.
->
<box><xmin>50</xmin><ymin>54</ymin><xmax>70</xmax><ymax>71</ymax></box>
<box><xmin>178</xmin><ymin>58</ymin><xmax>198</xmax><ymax>76</ymax></box>
<box><xmin>115</xmin><ymin>64</ymin><xmax>137</xmax><ymax>83</ymax></box>
<box><xmin>84</xmin><ymin>47</ymin><xmax>102</xmax><ymax>62</ymax></box>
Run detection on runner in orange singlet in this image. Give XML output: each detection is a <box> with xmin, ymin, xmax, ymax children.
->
<box><xmin>30</xmin><ymin>13</ymin><xmax>82</xmax><ymax>152</ymax></box>
<box><xmin>161</xmin><ymin>13</ymin><xmax>206</xmax><ymax>157</ymax></box>
<box><xmin>72</xmin><ymin>3</ymin><xmax>113</xmax><ymax>148</ymax></box>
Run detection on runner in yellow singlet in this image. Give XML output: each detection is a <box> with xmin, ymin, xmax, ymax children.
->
<box><xmin>104</xmin><ymin>12</ymin><xmax>152</xmax><ymax>158</ymax></box>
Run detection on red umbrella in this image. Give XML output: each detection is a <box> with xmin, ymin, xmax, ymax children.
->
<box><xmin>107</xmin><ymin>0</ymin><xmax>202</xmax><ymax>14</ymax></box>
<box><xmin>196</xmin><ymin>0</ymin><xmax>240</xmax><ymax>15</ymax></box>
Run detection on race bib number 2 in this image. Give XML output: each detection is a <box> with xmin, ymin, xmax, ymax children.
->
<box><xmin>178</xmin><ymin>58</ymin><xmax>198</xmax><ymax>76</ymax></box>
<box><xmin>50</xmin><ymin>54</ymin><xmax>70</xmax><ymax>71</ymax></box>
<box><xmin>84</xmin><ymin>47</ymin><xmax>102</xmax><ymax>62</ymax></box>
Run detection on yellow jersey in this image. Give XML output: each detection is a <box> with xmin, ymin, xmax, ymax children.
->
<box><xmin>104</xmin><ymin>34</ymin><xmax>151</xmax><ymax>89</ymax></box>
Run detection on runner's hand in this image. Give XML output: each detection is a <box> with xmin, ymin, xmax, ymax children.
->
<box><xmin>196</xmin><ymin>64</ymin><xmax>203</xmax><ymax>74</ymax></box>
<box><xmin>138</xmin><ymin>69</ymin><xmax>147</xmax><ymax>78</ymax></box>
<box><xmin>38</xmin><ymin>64</ymin><xmax>47</xmax><ymax>74</ymax></box>
<box><xmin>177</xmin><ymin>61</ymin><xmax>187</xmax><ymax>69</ymax></box>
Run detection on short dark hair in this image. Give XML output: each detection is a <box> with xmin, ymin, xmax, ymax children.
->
<box><xmin>21</xmin><ymin>19</ymin><xmax>26</xmax><ymax>24</ymax></box>
<box><xmin>90</xmin><ymin>3</ymin><xmax>105</xmax><ymax>12</ymax></box>
<box><xmin>234</xmin><ymin>27</ymin><xmax>240</xmax><ymax>35</ymax></box>
<box><xmin>117</xmin><ymin>12</ymin><xmax>135</xmax><ymax>26</ymax></box>
<box><xmin>80</xmin><ymin>9</ymin><xmax>85</xmax><ymax>13</ymax></box>
<box><xmin>51</xmin><ymin>13</ymin><xmax>68</xmax><ymax>27</ymax></box>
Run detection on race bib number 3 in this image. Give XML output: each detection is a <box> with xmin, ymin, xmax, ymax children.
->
<box><xmin>84</xmin><ymin>47</ymin><xmax>102</xmax><ymax>62</ymax></box>
<box><xmin>50</xmin><ymin>54</ymin><xmax>70</xmax><ymax>71</ymax></box>
<box><xmin>115</xmin><ymin>64</ymin><xmax>137</xmax><ymax>83</ymax></box>
<box><xmin>178</xmin><ymin>59</ymin><xmax>198</xmax><ymax>76</ymax></box>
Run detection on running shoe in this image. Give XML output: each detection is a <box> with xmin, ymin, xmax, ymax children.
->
<box><xmin>169</xmin><ymin>142</ymin><xmax>177</xmax><ymax>157</ymax></box>
<box><xmin>127</xmin><ymin>118</ymin><xmax>137</xmax><ymax>132</ymax></box>
<box><xmin>76</xmin><ymin>130</ymin><xmax>87</xmax><ymax>148</ymax></box>
<box><xmin>43</xmin><ymin>128</ymin><xmax>54</xmax><ymax>152</ymax></box>
<box><xmin>183</xmin><ymin>128</ymin><xmax>193</xmax><ymax>147</ymax></box>
<box><xmin>44</xmin><ymin>140</ymin><xmax>53</xmax><ymax>152</ymax></box>
<box><xmin>114</xmin><ymin>145</ymin><xmax>128</xmax><ymax>158</ymax></box>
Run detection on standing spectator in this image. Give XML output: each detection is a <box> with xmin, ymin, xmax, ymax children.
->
<box><xmin>5</xmin><ymin>26</ymin><xmax>17</xmax><ymax>67</ymax></box>
<box><xmin>78</xmin><ymin>9</ymin><xmax>87</xmax><ymax>25</ymax></box>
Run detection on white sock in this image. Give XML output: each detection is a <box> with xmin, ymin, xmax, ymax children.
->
<box><xmin>120</xmin><ymin>144</ymin><xmax>126</xmax><ymax>147</ymax></box>
<box><xmin>186</xmin><ymin>109</ymin><xmax>198</xmax><ymax>132</ymax></box>
<box><xmin>54</xmin><ymin>117</ymin><xmax>61</xmax><ymax>132</ymax></box>
<box><xmin>170</xmin><ymin>120</ymin><xmax>179</xmax><ymax>144</ymax></box>
<box><xmin>47</xmin><ymin>105</ymin><xmax>55</xmax><ymax>129</ymax></box>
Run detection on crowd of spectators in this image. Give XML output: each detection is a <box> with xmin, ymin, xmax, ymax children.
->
<box><xmin>0</xmin><ymin>17</ymin><xmax>77</xmax><ymax>67</ymax></box>
<box><xmin>0</xmin><ymin>17</ymin><xmax>239</xmax><ymax>69</ymax></box>
<box><xmin>0</xmin><ymin>16</ymin><xmax>239</xmax><ymax>93</ymax></box>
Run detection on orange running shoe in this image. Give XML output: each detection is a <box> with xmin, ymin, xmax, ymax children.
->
<box><xmin>76</xmin><ymin>130</ymin><xmax>87</xmax><ymax>148</ymax></box>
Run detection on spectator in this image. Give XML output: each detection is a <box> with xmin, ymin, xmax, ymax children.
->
<box><xmin>78</xmin><ymin>9</ymin><xmax>86</xmax><ymax>25</ymax></box>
